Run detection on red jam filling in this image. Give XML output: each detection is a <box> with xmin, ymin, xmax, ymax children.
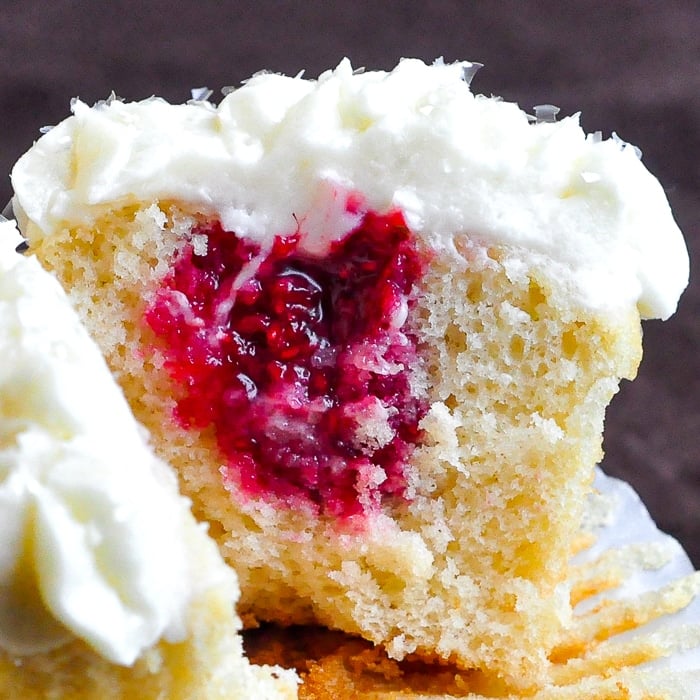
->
<box><xmin>145</xmin><ymin>209</ymin><xmax>429</xmax><ymax>518</ymax></box>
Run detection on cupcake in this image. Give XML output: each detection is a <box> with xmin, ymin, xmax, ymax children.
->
<box><xmin>0</xmin><ymin>219</ymin><xmax>297</xmax><ymax>698</ymax></box>
<box><xmin>9</xmin><ymin>58</ymin><xmax>689</xmax><ymax>687</ymax></box>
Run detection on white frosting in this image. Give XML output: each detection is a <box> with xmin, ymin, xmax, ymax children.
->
<box><xmin>0</xmin><ymin>219</ymin><xmax>211</xmax><ymax>665</ymax></box>
<box><xmin>11</xmin><ymin>58</ymin><xmax>688</xmax><ymax>319</ymax></box>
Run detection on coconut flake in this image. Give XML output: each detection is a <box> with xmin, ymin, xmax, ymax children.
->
<box><xmin>189</xmin><ymin>87</ymin><xmax>213</xmax><ymax>103</ymax></box>
<box><xmin>461</xmin><ymin>62</ymin><xmax>484</xmax><ymax>86</ymax></box>
<box><xmin>533</xmin><ymin>104</ymin><xmax>561</xmax><ymax>123</ymax></box>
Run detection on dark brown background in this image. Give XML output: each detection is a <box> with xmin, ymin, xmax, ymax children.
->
<box><xmin>1</xmin><ymin>1</ymin><xmax>697</xmax><ymax>564</ymax></box>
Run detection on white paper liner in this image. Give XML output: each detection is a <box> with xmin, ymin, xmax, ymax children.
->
<box><xmin>570</xmin><ymin>467</ymin><xmax>700</xmax><ymax>690</ymax></box>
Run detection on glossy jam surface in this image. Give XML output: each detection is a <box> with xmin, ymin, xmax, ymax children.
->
<box><xmin>145</xmin><ymin>210</ymin><xmax>428</xmax><ymax>518</ymax></box>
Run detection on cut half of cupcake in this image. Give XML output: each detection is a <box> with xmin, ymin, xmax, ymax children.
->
<box><xmin>0</xmin><ymin>218</ymin><xmax>297</xmax><ymax>699</ymax></box>
<box><xmin>9</xmin><ymin>58</ymin><xmax>689</xmax><ymax>688</ymax></box>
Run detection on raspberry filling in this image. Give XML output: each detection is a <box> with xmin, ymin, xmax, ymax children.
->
<box><xmin>145</xmin><ymin>209</ymin><xmax>429</xmax><ymax>518</ymax></box>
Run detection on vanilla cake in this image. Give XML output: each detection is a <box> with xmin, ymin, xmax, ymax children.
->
<box><xmin>9</xmin><ymin>58</ymin><xmax>689</xmax><ymax>688</ymax></box>
<box><xmin>247</xmin><ymin>470</ymin><xmax>700</xmax><ymax>699</ymax></box>
<box><xmin>0</xmin><ymin>219</ymin><xmax>297</xmax><ymax>699</ymax></box>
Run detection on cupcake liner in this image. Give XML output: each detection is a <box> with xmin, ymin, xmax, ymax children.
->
<box><xmin>566</xmin><ymin>467</ymin><xmax>700</xmax><ymax>678</ymax></box>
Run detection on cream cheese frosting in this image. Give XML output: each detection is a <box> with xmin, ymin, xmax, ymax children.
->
<box><xmin>0</xmin><ymin>219</ymin><xmax>224</xmax><ymax>665</ymax></box>
<box><xmin>10</xmin><ymin>57</ymin><xmax>688</xmax><ymax>319</ymax></box>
